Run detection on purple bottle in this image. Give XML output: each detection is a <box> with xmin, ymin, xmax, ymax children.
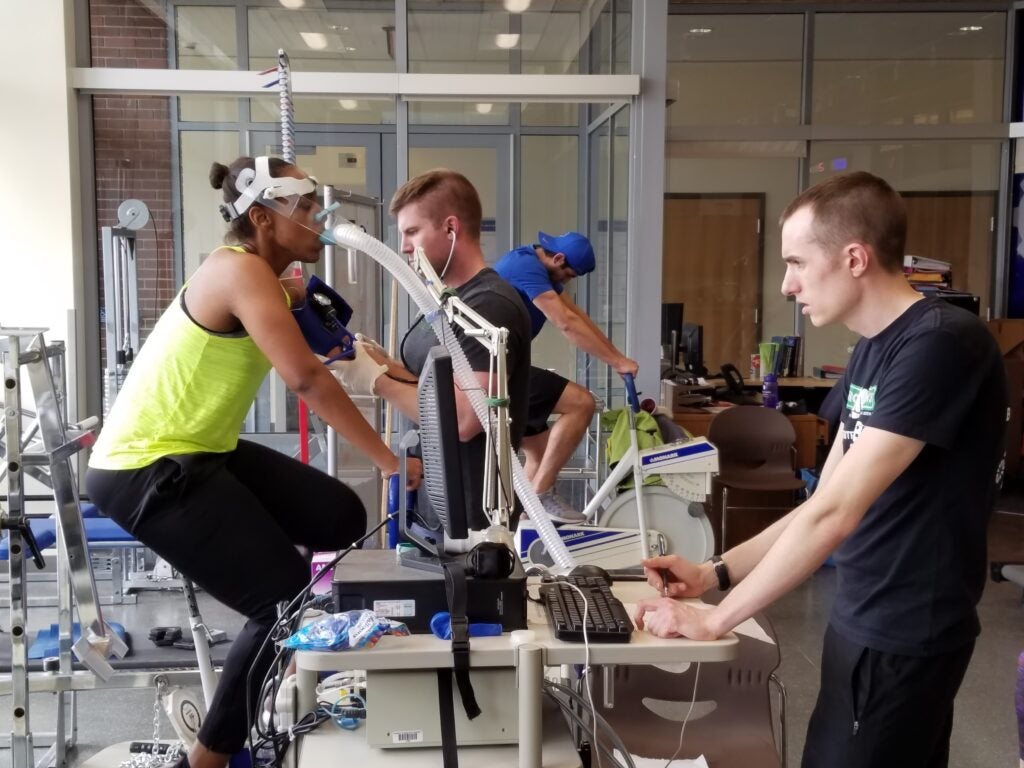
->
<box><xmin>762</xmin><ymin>373</ymin><xmax>780</xmax><ymax>410</ymax></box>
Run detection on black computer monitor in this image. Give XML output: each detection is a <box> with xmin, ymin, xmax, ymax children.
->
<box><xmin>681</xmin><ymin>322</ymin><xmax>706</xmax><ymax>377</ymax></box>
<box><xmin>661</xmin><ymin>302</ymin><xmax>685</xmax><ymax>370</ymax></box>
<box><xmin>400</xmin><ymin>346</ymin><xmax>472</xmax><ymax>571</ymax></box>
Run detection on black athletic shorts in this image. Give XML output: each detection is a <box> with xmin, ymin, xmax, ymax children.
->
<box><xmin>524</xmin><ymin>366</ymin><xmax>571</xmax><ymax>437</ymax></box>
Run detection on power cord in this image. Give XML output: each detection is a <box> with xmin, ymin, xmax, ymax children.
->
<box><xmin>663</xmin><ymin>661</ymin><xmax>702</xmax><ymax>768</ymax></box>
<box><xmin>245</xmin><ymin>513</ymin><xmax>395</xmax><ymax>767</ymax></box>
<box><xmin>560</xmin><ymin>581</ymin><xmax>599</xmax><ymax>768</ymax></box>
<box><xmin>542</xmin><ymin>680</ymin><xmax>635</xmax><ymax>768</ymax></box>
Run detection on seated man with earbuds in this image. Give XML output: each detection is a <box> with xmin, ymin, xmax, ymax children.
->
<box><xmin>331</xmin><ymin>169</ymin><xmax>532</xmax><ymax>532</ymax></box>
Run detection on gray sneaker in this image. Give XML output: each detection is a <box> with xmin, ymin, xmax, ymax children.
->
<box><xmin>537</xmin><ymin>488</ymin><xmax>587</xmax><ymax>524</ymax></box>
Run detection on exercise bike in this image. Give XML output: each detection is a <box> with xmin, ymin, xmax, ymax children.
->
<box><xmin>518</xmin><ymin>374</ymin><xmax>719</xmax><ymax>570</ymax></box>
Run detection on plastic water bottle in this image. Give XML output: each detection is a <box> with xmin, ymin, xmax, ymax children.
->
<box><xmin>762</xmin><ymin>372</ymin><xmax>780</xmax><ymax>410</ymax></box>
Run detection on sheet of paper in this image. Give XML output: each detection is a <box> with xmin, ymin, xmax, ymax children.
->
<box><xmin>613</xmin><ymin>750</ymin><xmax>710</xmax><ymax>767</ymax></box>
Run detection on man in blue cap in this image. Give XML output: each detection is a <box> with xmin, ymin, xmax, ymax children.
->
<box><xmin>495</xmin><ymin>231</ymin><xmax>638</xmax><ymax>523</ymax></box>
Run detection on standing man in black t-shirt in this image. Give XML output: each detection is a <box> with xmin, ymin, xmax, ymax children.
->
<box><xmin>333</xmin><ymin>168</ymin><xmax>531</xmax><ymax>531</ymax></box>
<box><xmin>633</xmin><ymin>172</ymin><xmax>1007</xmax><ymax>768</ymax></box>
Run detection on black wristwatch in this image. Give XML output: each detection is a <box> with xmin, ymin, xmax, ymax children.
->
<box><xmin>708</xmin><ymin>555</ymin><xmax>731</xmax><ymax>591</ymax></box>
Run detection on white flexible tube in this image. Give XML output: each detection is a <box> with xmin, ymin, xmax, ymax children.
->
<box><xmin>326</xmin><ymin>222</ymin><xmax>574</xmax><ymax>569</ymax></box>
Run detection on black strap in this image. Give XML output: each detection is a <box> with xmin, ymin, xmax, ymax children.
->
<box><xmin>436</xmin><ymin>668</ymin><xmax>458</xmax><ymax>768</ymax></box>
<box><xmin>442</xmin><ymin>559</ymin><xmax>481</xmax><ymax>720</ymax></box>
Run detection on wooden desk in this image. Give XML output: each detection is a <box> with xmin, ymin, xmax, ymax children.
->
<box><xmin>747</xmin><ymin>376</ymin><xmax>837</xmax><ymax>389</ymax></box>
<box><xmin>673</xmin><ymin>407</ymin><xmax>829</xmax><ymax>469</ymax></box>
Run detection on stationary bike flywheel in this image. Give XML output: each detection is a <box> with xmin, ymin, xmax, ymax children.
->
<box><xmin>601</xmin><ymin>485</ymin><xmax>715</xmax><ymax>564</ymax></box>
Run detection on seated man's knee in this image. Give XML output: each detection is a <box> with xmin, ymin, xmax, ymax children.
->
<box><xmin>571</xmin><ymin>385</ymin><xmax>597</xmax><ymax>417</ymax></box>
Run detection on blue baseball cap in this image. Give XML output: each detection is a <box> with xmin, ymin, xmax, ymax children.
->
<box><xmin>537</xmin><ymin>231</ymin><xmax>596</xmax><ymax>275</ymax></box>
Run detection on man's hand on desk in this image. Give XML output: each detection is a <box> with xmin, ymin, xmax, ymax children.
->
<box><xmin>632</xmin><ymin>597</ymin><xmax>723</xmax><ymax>641</ymax></box>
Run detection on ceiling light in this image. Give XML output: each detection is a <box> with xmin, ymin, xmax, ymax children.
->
<box><xmin>475</xmin><ymin>103</ymin><xmax>494</xmax><ymax>114</ymax></box>
<box><xmin>959</xmin><ymin>25</ymin><xmax>983</xmax><ymax>32</ymax></box>
<box><xmin>338</xmin><ymin>99</ymin><xmax>359</xmax><ymax>111</ymax></box>
<box><xmin>300</xmin><ymin>32</ymin><xmax>328</xmax><ymax>50</ymax></box>
<box><xmin>688</xmin><ymin>27</ymin><xmax>713</xmax><ymax>35</ymax></box>
<box><xmin>495</xmin><ymin>33</ymin><xmax>520</xmax><ymax>49</ymax></box>
<box><xmin>328</xmin><ymin>25</ymin><xmax>349</xmax><ymax>32</ymax></box>
<box><xmin>278</xmin><ymin>0</ymin><xmax>304</xmax><ymax>8</ymax></box>
<box><xmin>503</xmin><ymin>0</ymin><xmax>532</xmax><ymax>11</ymax></box>
<box><xmin>344</xmin><ymin>46</ymin><xmax>357</xmax><ymax>52</ymax></box>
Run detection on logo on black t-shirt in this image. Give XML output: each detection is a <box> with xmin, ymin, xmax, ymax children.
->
<box><xmin>846</xmin><ymin>383</ymin><xmax>876</xmax><ymax>420</ymax></box>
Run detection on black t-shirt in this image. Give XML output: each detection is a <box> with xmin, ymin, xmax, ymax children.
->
<box><xmin>400</xmin><ymin>267</ymin><xmax>532</xmax><ymax>531</ymax></box>
<box><xmin>830</xmin><ymin>297</ymin><xmax>1007</xmax><ymax>657</ymax></box>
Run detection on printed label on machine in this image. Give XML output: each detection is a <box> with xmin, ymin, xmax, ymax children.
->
<box><xmin>391</xmin><ymin>730</ymin><xmax>424</xmax><ymax>744</ymax></box>
<box><xmin>373</xmin><ymin>599</ymin><xmax>416</xmax><ymax>617</ymax></box>
<box><xmin>515</xmin><ymin>523</ymin><xmax>664</xmax><ymax>570</ymax></box>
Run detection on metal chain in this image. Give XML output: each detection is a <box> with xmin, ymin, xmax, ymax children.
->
<box><xmin>118</xmin><ymin>678</ymin><xmax>184</xmax><ymax>768</ymax></box>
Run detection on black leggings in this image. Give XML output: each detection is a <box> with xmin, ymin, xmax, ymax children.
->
<box><xmin>86</xmin><ymin>440</ymin><xmax>366</xmax><ymax>754</ymax></box>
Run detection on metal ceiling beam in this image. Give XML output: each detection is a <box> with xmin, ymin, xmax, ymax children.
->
<box><xmin>71</xmin><ymin>68</ymin><xmax>639</xmax><ymax>102</ymax></box>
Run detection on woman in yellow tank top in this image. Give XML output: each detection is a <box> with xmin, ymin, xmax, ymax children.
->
<box><xmin>87</xmin><ymin>156</ymin><xmax>421</xmax><ymax>768</ymax></box>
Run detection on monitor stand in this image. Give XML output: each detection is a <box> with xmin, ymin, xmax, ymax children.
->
<box><xmin>398</xmin><ymin>492</ymin><xmax>455</xmax><ymax>574</ymax></box>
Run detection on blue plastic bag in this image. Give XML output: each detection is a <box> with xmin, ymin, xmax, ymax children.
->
<box><xmin>283</xmin><ymin>610</ymin><xmax>409</xmax><ymax>652</ymax></box>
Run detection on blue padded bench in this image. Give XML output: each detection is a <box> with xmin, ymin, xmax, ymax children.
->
<box><xmin>0</xmin><ymin>504</ymin><xmax>141</xmax><ymax>605</ymax></box>
<box><xmin>0</xmin><ymin>513</ymin><xmax>135</xmax><ymax>560</ymax></box>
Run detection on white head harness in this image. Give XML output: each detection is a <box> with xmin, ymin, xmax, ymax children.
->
<box><xmin>219</xmin><ymin>156</ymin><xmax>318</xmax><ymax>221</ymax></box>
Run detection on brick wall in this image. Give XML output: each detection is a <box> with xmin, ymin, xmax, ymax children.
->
<box><xmin>90</xmin><ymin>0</ymin><xmax>174</xmax><ymax>347</ymax></box>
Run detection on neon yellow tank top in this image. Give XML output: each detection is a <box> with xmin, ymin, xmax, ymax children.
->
<box><xmin>90</xmin><ymin>260</ymin><xmax>276</xmax><ymax>470</ymax></box>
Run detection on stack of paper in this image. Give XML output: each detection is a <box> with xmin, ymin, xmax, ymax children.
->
<box><xmin>903</xmin><ymin>254</ymin><xmax>951</xmax><ymax>290</ymax></box>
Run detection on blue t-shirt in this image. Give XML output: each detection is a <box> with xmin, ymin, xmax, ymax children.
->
<box><xmin>494</xmin><ymin>246</ymin><xmax>562</xmax><ymax>339</ymax></box>
<box><xmin>830</xmin><ymin>297</ymin><xmax>1006</xmax><ymax>657</ymax></box>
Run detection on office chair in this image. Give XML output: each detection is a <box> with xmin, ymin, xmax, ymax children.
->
<box><xmin>590</xmin><ymin>608</ymin><xmax>787</xmax><ymax>767</ymax></box>
<box><xmin>706</xmin><ymin>405</ymin><xmax>807</xmax><ymax>553</ymax></box>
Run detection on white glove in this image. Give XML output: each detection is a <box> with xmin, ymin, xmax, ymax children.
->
<box><xmin>354</xmin><ymin>333</ymin><xmax>388</xmax><ymax>358</ymax></box>
<box><xmin>324</xmin><ymin>341</ymin><xmax>387</xmax><ymax>396</ymax></box>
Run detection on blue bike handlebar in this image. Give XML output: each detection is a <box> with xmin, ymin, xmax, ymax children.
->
<box><xmin>623</xmin><ymin>373</ymin><xmax>641</xmax><ymax>414</ymax></box>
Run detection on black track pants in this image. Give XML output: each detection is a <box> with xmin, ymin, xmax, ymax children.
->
<box><xmin>802</xmin><ymin>624</ymin><xmax>974</xmax><ymax>768</ymax></box>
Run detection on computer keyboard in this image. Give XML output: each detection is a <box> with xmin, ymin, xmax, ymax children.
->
<box><xmin>540</xmin><ymin>576</ymin><xmax>634</xmax><ymax>643</ymax></box>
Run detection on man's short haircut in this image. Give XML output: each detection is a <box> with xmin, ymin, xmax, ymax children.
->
<box><xmin>389</xmin><ymin>168</ymin><xmax>483</xmax><ymax>241</ymax></box>
<box><xmin>779</xmin><ymin>171</ymin><xmax>907</xmax><ymax>273</ymax></box>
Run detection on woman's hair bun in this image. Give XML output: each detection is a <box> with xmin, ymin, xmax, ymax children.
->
<box><xmin>209</xmin><ymin>162</ymin><xmax>231</xmax><ymax>191</ymax></box>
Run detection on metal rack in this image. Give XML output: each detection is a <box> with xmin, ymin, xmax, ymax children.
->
<box><xmin>0</xmin><ymin>328</ymin><xmax>132</xmax><ymax>768</ymax></box>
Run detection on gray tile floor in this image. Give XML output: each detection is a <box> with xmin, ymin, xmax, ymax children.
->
<box><xmin>2</xmin><ymin>512</ymin><xmax>1023</xmax><ymax>767</ymax></box>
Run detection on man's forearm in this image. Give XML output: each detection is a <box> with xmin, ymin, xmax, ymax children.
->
<box><xmin>707</xmin><ymin>496</ymin><xmax>849</xmax><ymax>636</ymax></box>
<box><xmin>374</xmin><ymin>374</ymin><xmax>419</xmax><ymax>424</ymax></box>
<box><xmin>570</xmin><ymin>302</ymin><xmax>624</xmax><ymax>359</ymax></box>
<box><xmin>559</xmin><ymin>312</ymin><xmax>626</xmax><ymax>366</ymax></box>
